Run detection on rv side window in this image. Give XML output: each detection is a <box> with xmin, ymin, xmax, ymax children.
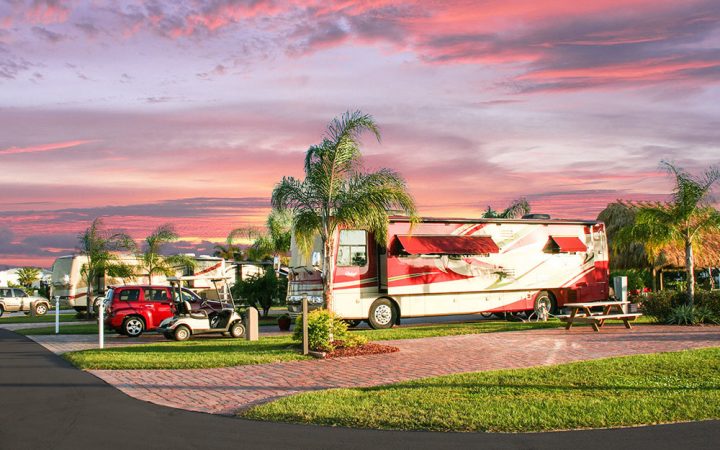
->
<box><xmin>337</xmin><ymin>230</ymin><xmax>368</xmax><ymax>267</ymax></box>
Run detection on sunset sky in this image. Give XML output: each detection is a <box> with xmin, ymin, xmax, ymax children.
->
<box><xmin>1</xmin><ymin>0</ymin><xmax>719</xmax><ymax>267</ymax></box>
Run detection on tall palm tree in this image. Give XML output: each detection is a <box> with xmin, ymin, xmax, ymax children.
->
<box><xmin>137</xmin><ymin>224</ymin><xmax>196</xmax><ymax>283</ymax></box>
<box><xmin>482</xmin><ymin>198</ymin><xmax>531</xmax><ymax>218</ymax></box>
<box><xmin>16</xmin><ymin>266</ymin><xmax>40</xmax><ymax>290</ymax></box>
<box><xmin>272</xmin><ymin>110</ymin><xmax>417</xmax><ymax>310</ymax></box>
<box><xmin>78</xmin><ymin>218</ymin><xmax>136</xmax><ymax>318</ymax></box>
<box><xmin>618</xmin><ymin>162</ymin><xmax>720</xmax><ymax>305</ymax></box>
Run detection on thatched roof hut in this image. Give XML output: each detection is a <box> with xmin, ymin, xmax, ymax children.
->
<box><xmin>597</xmin><ymin>201</ymin><xmax>720</xmax><ymax>270</ymax></box>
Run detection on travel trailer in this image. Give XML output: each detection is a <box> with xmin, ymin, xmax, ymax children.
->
<box><xmin>50</xmin><ymin>254</ymin><xmax>234</xmax><ymax>310</ymax></box>
<box><xmin>286</xmin><ymin>215</ymin><xmax>609</xmax><ymax>328</ymax></box>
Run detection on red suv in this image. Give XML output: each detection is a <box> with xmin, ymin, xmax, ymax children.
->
<box><xmin>104</xmin><ymin>285</ymin><xmax>213</xmax><ymax>337</ymax></box>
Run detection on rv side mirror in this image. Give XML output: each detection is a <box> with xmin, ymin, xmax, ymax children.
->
<box><xmin>311</xmin><ymin>252</ymin><xmax>321</xmax><ymax>267</ymax></box>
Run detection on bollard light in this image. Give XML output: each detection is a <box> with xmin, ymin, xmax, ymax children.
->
<box><xmin>98</xmin><ymin>298</ymin><xmax>104</xmax><ymax>349</ymax></box>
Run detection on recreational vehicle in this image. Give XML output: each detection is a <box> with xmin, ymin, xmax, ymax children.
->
<box><xmin>50</xmin><ymin>254</ymin><xmax>233</xmax><ymax>311</ymax></box>
<box><xmin>286</xmin><ymin>215</ymin><xmax>609</xmax><ymax>328</ymax></box>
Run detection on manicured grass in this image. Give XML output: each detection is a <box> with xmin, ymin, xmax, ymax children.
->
<box><xmin>64</xmin><ymin>336</ymin><xmax>306</xmax><ymax>369</ymax></box>
<box><xmin>242</xmin><ymin>347</ymin><xmax>720</xmax><ymax>432</ymax></box>
<box><xmin>0</xmin><ymin>314</ymin><xmax>79</xmax><ymax>324</ymax></box>
<box><xmin>16</xmin><ymin>324</ymin><xmax>100</xmax><ymax>335</ymax></box>
<box><xmin>357</xmin><ymin>319</ymin><xmax>564</xmax><ymax>340</ymax></box>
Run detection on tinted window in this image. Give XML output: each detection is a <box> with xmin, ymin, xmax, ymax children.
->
<box><xmin>337</xmin><ymin>230</ymin><xmax>367</xmax><ymax>267</ymax></box>
<box><xmin>13</xmin><ymin>289</ymin><xmax>27</xmax><ymax>297</ymax></box>
<box><xmin>144</xmin><ymin>288</ymin><xmax>169</xmax><ymax>302</ymax></box>
<box><xmin>0</xmin><ymin>288</ymin><xmax>10</xmax><ymax>297</ymax></box>
<box><xmin>119</xmin><ymin>289</ymin><xmax>140</xmax><ymax>302</ymax></box>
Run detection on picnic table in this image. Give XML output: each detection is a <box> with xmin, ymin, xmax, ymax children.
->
<box><xmin>559</xmin><ymin>301</ymin><xmax>642</xmax><ymax>332</ymax></box>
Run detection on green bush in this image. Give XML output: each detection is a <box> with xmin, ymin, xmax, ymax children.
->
<box><xmin>666</xmin><ymin>304</ymin><xmax>718</xmax><ymax>325</ymax></box>
<box><xmin>666</xmin><ymin>304</ymin><xmax>696</xmax><ymax>325</ymax></box>
<box><xmin>292</xmin><ymin>309</ymin><xmax>350</xmax><ymax>352</ymax></box>
<box><xmin>232</xmin><ymin>268</ymin><xmax>283</xmax><ymax>317</ymax></box>
<box><xmin>640</xmin><ymin>290</ymin><xmax>686</xmax><ymax>322</ymax></box>
<box><xmin>695</xmin><ymin>290</ymin><xmax>720</xmax><ymax>317</ymax></box>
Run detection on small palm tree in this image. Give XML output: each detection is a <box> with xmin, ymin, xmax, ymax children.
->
<box><xmin>232</xmin><ymin>209</ymin><xmax>293</xmax><ymax>261</ymax></box>
<box><xmin>16</xmin><ymin>266</ymin><xmax>41</xmax><ymax>290</ymax></box>
<box><xmin>272</xmin><ymin>110</ymin><xmax>417</xmax><ymax>310</ymax></box>
<box><xmin>137</xmin><ymin>224</ymin><xmax>196</xmax><ymax>283</ymax></box>
<box><xmin>482</xmin><ymin>198</ymin><xmax>531</xmax><ymax>218</ymax></box>
<box><xmin>618</xmin><ymin>162</ymin><xmax>720</xmax><ymax>305</ymax></box>
<box><xmin>78</xmin><ymin>218</ymin><xmax>136</xmax><ymax>318</ymax></box>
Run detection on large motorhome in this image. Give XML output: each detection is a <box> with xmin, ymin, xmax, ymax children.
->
<box><xmin>50</xmin><ymin>254</ymin><xmax>233</xmax><ymax>310</ymax></box>
<box><xmin>286</xmin><ymin>215</ymin><xmax>609</xmax><ymax>328</ymax></box>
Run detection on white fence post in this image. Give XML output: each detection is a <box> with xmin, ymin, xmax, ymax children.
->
<box><xmin>98</xmin><ymin>298</ymin><xmax>104</xmax><ymax>349</ymax></box>
<box><xmin>55</xmin><ymin>296</ymin><xmax>60</xmax><ymax>335</ymax></box>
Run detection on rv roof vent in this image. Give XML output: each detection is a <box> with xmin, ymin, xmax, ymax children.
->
<box><xmin>522</xmin><ymin>214</ymin><xmax>551</xmax><ymax>220</ymax></box>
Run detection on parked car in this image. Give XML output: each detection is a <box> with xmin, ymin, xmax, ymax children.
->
<box><xmin>103</xmin><ymin>285</ymin><xmax>228</xmax><ymax>337</ymax></box>
<box><xmin>0</xmin><ymin>288</ymin><xmax>51</xmax><ymax>317</ymax></box>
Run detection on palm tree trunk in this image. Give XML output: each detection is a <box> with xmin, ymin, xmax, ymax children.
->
<box><xmin>685</xmin><ymin>239</ymin><xmax>695</xmax><ymax>306</ymax></box>
<box><xmin>651</xmin><ymin>267</ymin><xmax>657</xmax><ymax>292</ymax></box>
<box><xmin>322</xmin><ymin>237</ymin><xmax>335</xmax><ymax>311</ymax></box>
<box><xmin>659</xmin><ymin>270</ymin><xmax>664</xmax><ymax>290</ymax></box>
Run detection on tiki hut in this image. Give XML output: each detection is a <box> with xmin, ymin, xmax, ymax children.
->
<box><xmin>597</xmin><ymin>201</ymin><xmax>720</xmax><ymax>288</ymax></box>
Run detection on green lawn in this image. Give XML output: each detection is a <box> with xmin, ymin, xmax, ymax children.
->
<box><xmin>64</xmin><ymin>336</ymin><xmax>306</xmax><ymax>369</ymax></box>
<box><xmin>0</xmin><ymin>314</ymin><xmax>79</xmax><ymax>324</ymax></box>
<box><xmin>242</xmin><ymin>347</ymin><xmax>720</xmax><ymax>432</ymax></box>
<box><xmin>16</xmin><ymin>324</ymin><xmax>100</xmax><ymax>335</ymax></box>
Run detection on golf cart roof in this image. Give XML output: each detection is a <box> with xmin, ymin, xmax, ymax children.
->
<box><xmin>166</xmin><ymin>276</ymin><xmax>230</xmax><ymax>282</ymax></box>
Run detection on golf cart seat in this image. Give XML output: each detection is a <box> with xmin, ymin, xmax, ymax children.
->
<box><xmin>182</xmin><ymin>300</ymin><xmax>208</xmax><ymax>320</ymax></box>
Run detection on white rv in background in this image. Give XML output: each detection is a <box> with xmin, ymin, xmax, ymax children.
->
<box><xmin>50</xmin><ymin>254</ymin><xmax>235</xmax><ymax>310</ymax></box>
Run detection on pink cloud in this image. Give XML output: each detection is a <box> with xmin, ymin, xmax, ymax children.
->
<box><xmin>0</xmin><ymin>139</ymin><xmax>96</xmax><ymax>155</ymax></box>
<box><xmin>25</xmin><ymin>0</ymin><xmax>70</xmax><ymax>25</ymax></box>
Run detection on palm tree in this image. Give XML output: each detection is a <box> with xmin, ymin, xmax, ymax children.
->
<box><xmin>240</xmin><ymin>209</ymin><xmax>293</xmax><ymax>261</ymax></box>
<box><xmin>272</xmin><ymin>110</ymin><xmax>417</xmax><ymax>310</ymax></box>
<box><xmin>213</xmin><ymin>236</ymin><xmax>243</xmax><ymax>261</ymax></box>
<box><xmin>16</xmin><ymin>266</ymin><xmax>41</xmax><ymax>290</ymax></box>
<box><xmin>137</xmin><ymin>224</ymin><xmax>196</xmax><ymax>284</ymax></box>
<box><xmin>78</xmin><ymin>218</ymin><xmax>136</xmax><ymax>318</ymax></box>
<box><xmin>482</xmin><ymin>198</ymin><xmax>531</xmax><ymax>218</ymax></box>
<box><xmin>618</xmin><ymin>162</ymin><xmax>720</xmax><ymax>305</ymax></box>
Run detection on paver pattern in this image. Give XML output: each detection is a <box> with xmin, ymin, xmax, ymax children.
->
<box><xmin>0</xmin><ymin>321</ymin><xmax>85</xmax><ymax>331</ymax></box>
<box><xmin>90</xmin><ymin>325</ymin><xmax>720</xmax><ymax>415</ymax></box>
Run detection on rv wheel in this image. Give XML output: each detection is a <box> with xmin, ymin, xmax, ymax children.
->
<box><xmin>368</xmin><ymin>299</ymin><xmax>396</xmax><ymax>329</ymax></box>
<box><xmin>534</xmin><ymin>291</ymin><xmax>557</xmax><ymax>316</ymax></box>
<box><xmin>174</xmin><ymin>325</ymin><xmax>191</xmax><ymax>341</ymax></box>
<box><xmin>230</xmin><ymin>322</ymin><xmax>245</xmax><ymax>338</ymax></box>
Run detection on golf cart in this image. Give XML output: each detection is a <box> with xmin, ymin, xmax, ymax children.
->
<box><xmin>159</xmin><ymin>276</ymin><xmax>245</xmax><ymax>341</ymax></box>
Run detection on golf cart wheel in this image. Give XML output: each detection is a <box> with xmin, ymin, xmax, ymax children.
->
<box><xmin>174</xmin><ymin>325</ymin><xmax>191</xmax><ymax>341</ymax></box>
<box><xmin>230</xmin><ymin>322</ymin><xmax>245</xmax><ymax>338</ymax></box>
<box><xmin>534</xmin><ymin>291</ymin><xmax>557</xmax><ymax>316</ymax></box>
<box><xmin>368</xmin><ymin>298</ymin><xmax>396</xmax><ymax>329</ymax></box>
<box><xmin>34</xmin><ymin>303</ymin><xmax>48</xmax><ymax>316</ymax></box>
<box><xmin>122</xmin><ymin>316</ymin><xmax>145</xmax><ymax>337</ymax></box>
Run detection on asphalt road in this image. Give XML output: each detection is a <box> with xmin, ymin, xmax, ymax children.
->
<box><xmin>1</xmin><ymin>328</ymin><xmax>718</xmax><ymax>450</ymax></box>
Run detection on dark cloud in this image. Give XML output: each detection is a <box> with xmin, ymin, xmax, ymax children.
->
<box><xmin>74</xmin><ymin>22</ymin><xmax>101</xmax><ymax>37</ymax></box>
<box><xmin>32</xmin><ymin>25</ymin><xmax>66</xmax><ymax>42</ymax></box>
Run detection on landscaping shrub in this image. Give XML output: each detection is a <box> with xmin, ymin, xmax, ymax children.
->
<box><xmin>695</xmin><ymin>290</ymin><xmax>720</xmax><ymax>318</ymax></box>
<box><xmin>232</xmin><ymin>268</ymin><xmax>282</xmax><ymax>317</ymax></box>
<box><xmin>666</xmin><ymin>304</ymin><xmax>718</xmax><ymax>325</ymax></box>
<box><xmin>293</xmin><ymin>309</ymin><xmax>350</xmax><ymax>352</ymax></box>
<box><xmin>640</xmin><ymin>290</ymin><xmax>686</xmax><ymax>322</ymax></box>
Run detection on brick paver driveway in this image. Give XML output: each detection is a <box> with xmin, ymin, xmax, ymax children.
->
<box><xmin>90</xmin><ymin>325</ymin><xmax>720</xmax><ymax>415</ymax></box>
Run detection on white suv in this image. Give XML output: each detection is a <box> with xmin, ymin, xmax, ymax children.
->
<box><xmin>0</xmin><ymin>288</ymin><xmax>51</xmax><ymax>317</ymax></box>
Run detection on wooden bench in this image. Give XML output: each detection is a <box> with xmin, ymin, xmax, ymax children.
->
<box><xmin>559</xmin><ymin>301</ymin><xmax>642</xmax><ymax>332</ymax></box>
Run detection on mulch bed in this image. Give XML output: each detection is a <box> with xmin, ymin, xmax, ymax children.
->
<box><xmin>323</xmin><ymin>341</ymin><xmax>400</xmax><ymax>359</ymax></box>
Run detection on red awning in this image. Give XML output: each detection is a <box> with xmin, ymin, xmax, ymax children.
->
<box><xmin>395</xmin><ymin>235</ymin><xmax>499</xmax><ymax>255</ymax></box>
<box><xmin>548</xmin><ymin>236</ymin><xmax>587</xmax><ymax>253</ymax></box>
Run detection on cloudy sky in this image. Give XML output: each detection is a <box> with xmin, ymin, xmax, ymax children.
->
<box><xmin>1</xmin><ymin>0</ymin><xmax>719</xmax><ymax>267</ymax></box>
